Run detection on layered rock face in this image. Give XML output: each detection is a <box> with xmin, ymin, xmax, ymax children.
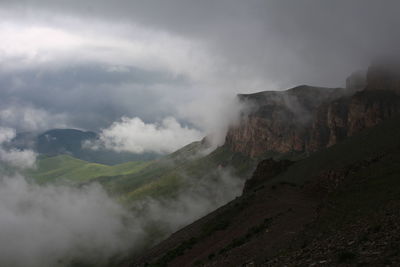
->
<box><xmin>226</xmin><ymin>64</ymin><xmax>400</xmax><ymax>157</ymax></box>
<box><xmin>309</xmin><ymin>90</ymin><xmax>400</xmax><ymax>150</ymax></box>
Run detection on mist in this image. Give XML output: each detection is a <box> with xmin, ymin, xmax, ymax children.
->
<box><xmin>0</xmin><ymin>175</ymin><xmax>137</xmax><ymax>267</ymax></box>
<box><xmin>0</xmin><ymin>126</ymin><xmax>245</xmax><ymax>266</ymax></box>
<box><xmin>129</xmin><ymin>168</ymin><xmax>245</xmax><ymax>245</ymax></box>
<box><xmin>0</xmin><ymin>171</ymin><xmax>244</xmax><ymax>267</ymax></box>
<box><xmin>0</xmin><ymin>127</ymin><xmax>37</xmax><ymax>169</ymax></box>
<box><xmin>88</xmin><ymin>116</ymin><xmax>204</xmax><ymax>154</ymax></box>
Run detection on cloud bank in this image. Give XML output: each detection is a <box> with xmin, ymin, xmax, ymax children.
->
<box><xmin>0</xmin><ymin>127</ymin><xmax>36</xmax><ymax>169</ymax></box>
<box><xmin>0</xmin><ymin>146</ymin><xmax>244</xmax><ymax>267</ymax></box>
<box><xmin>2</xmin><ymin>1</ymin><xmax>399</xmax><ymax>144</ymax></box>
<box><xmin>90</xmin><ymin>117</ymin><xmax>204</xmax><ymax>154</ymax></box>
<box><xmin>0</xmin><ymin>175</ymin><xmax>137</xmax><ymax>267</ymax></box>
<box><xmin>132</xmin><ymin>168</ymin><xmax>245</xmax><ymax>238</ymax></box>
<box><xmin>0</xmin><ymin>126</ymin><xmax>244</xmax><ymax>267</ymax></box>
<box><xmin>0</xmin><ymin>104</ymin><xmax>67</xmax><ymax>133</ymax></box>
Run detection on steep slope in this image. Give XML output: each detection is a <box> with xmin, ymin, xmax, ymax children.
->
<box><xmin>130</xmin><ymin>116</ymin><xmax>400</xmax><ymax>267</ymax></box>
<box><xmin>95</xmin><ymin>140</ymin><xmax>256</xmax><ymax>204</ymax></box>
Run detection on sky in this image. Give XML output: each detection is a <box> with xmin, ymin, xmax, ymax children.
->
<box><xmin>1</xmin><ymin>0</ymin><xmax>400</xmax><ymax>153</ymax></box>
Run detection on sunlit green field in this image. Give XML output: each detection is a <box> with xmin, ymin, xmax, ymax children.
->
<box><xmin>25</xmin><ymin>141</ymin><xmax>256</xmax><ymax>205</ymax></box>
<box><xmin>27</xmin><ymin>154</ymin><xmax>151</xmax><ymax>184</ymax></box>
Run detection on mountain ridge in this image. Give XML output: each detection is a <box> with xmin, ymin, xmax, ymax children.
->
<box><xmin>127</xmin><ymin>62</ymin><xmax>400</xmax><ymax>266</ymax></box>
<box><xmin>226</xmin><ymin>64</ymin><xmax>400</xmax><ymax>157</ymax></box>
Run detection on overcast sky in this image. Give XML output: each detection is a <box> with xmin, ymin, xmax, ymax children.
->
<box><xmin>1</xmin><ymin>0</ymin><xmax>400</xmax><ymax>151</ymax></box>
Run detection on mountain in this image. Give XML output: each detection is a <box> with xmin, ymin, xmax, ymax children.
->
<box><xmin>37</xmin><ymin>128</ymin><xmax>96</xmax><ymax>156</ymax></box>
<box><xmin>131</xmin><ymin>116</ymin><xmax>400</xmax><ymax>267</ymax></box>
<box><xmin>226</xmin><ymin>64</ymin><xmax>400</xmax><ymax>158</ymax></box>
<box><xmin>225</xmin><ymin>85</ymin><xmax>348</xmax><ymax>157</ymax></box>
<box><xmin>12</xmin><ymin>128</ymin><xmax>160</xmax><ymax>165</ymax></box>
<box><xmin>127</xmin><ymin>62</ymin><xmax>400</xmax><ymax>266</ymax></box>
<box><xmin>30</xmin><ymin>136</ymin><xmax>256</xmax><ymax>205</ymax></box>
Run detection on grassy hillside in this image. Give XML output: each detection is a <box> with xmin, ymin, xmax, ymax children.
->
<box><xmin>27</xmin><ymin>155</ymin><xmax>151</xmax><ymax>184</ymax></box>
<box><xmin>95</xmin><ymin>141</ymin><xmax>256</xmax><ymax>203</ymax></box>
<box><xmin>27</xmin><ymin>141</ymin><xmax>256</xmax><ymax>206</ymax></box>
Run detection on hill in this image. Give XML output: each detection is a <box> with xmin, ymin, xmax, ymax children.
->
<box><xmin>28</xmin><ymin>138</ymin><xmax>256</xmax><ymax>205</ymax></box>
<box><xmin>92</xmin><ymin>140</ymin><xmax>256</xmax><ymax>204</ymax></box>
<box><xmin>25</xmin><ymin>139</ymin><xmax>257</xmax><ymax>258</ymax></box>
<box><xmin>27</xmin><ymin>155</ymin><xmax>151</xmax><ymax>184</ymax></box>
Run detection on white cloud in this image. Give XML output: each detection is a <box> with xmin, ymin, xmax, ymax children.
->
<box><xmin>0</xmin><ymin>175</ymin><xmax>138</xmax><ymax>267</ymax></box>
<box><xmin>0</xmin><ymin>22</ymin><xmax>85</xmax><ymax>67</ymax></box>
<box><xmin>0</xmin><ymin>20</ymin><xmax>216</xmax><ymax>82</ymax></box>
<box><xmin>0</xmin><ymin>104</ymin><xmax>67</xmax><ymax>132</ymax></box>
<box><xmin>0</xmin><ymin>149</ymin><xmax>36</xmax><ymax>169</ymax></box>
<box><xmin>0</xmin><ymin>15</ymin><xmax>257</xmax><ymax>139</ymax></box>
<box><xmin>0</xmin><ymin>166</ymin><xmax>245</xmax><ymax>267</ymax></box>
<box><xmin>0</xmin><ymin>127</ymin><xmax>37</xmax><ymax>169</ymax></box>
<box><xmin>0</xmin><ymin>127</ymin><xmax>15</xmax><ymax>143</ymax></box>
<box><xmin>91</xmin><ymin>117</ymin><xmax>204</xmax><ymax>154</ymax></box>
<box><xmin>177</xmin><ymin>90</ymin><xmax>253</xmax><ymax>149</ymax></box>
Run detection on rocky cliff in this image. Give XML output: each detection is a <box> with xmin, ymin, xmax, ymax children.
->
<box><xmin>226</xmin><ymin>64</ymin><xmax>400</xmax><ymax>157</ymax></box>
<box><xmin>225</xmin><ymin>85</ymin><xmax>347</xmax><ymax>157</ymax></box>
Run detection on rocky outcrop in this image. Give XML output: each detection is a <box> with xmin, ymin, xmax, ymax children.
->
<box><xmin>309</xmin><ymin>90</ymin><xmax>400</xmax><ymax>150</ymax></box>
<box><xmin>226</xmin><ymin>64</ymin><xmax>400</xmax><ymax>158</ymax></box>
<box><xmin>225</xmin><ymin>85</ymin><xmax>346</xmax><ymax>157</ymax></box>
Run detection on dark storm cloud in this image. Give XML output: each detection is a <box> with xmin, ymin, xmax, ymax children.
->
<box><xmin>4</xmin><ymin>0</ymin><xmax>400</xmax><ymax>87</ymax></box>
<box><xmin>1</xmin><ymin>0</ymin><xmax>400</xmax><ymax>134</ymax></box>
<box><xmin>0</xmin><ymin>64</ymin><xmax>188</xmax><ymax>131</ymax></box>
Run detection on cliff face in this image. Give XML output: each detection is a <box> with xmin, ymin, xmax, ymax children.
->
<box><xmin>226</xmin><ymin>64</ymin><xmax>400</xmax><ymax>157</ymax></box>
<box><xmin>225</xmin><ymin>86</ymin><xmax>346</xmax><ymax>157</ymax></box>
<box><xmin>309</xmin><ymin>90</ymin><xmax>400</xmax><ymax>150</ymax></box>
